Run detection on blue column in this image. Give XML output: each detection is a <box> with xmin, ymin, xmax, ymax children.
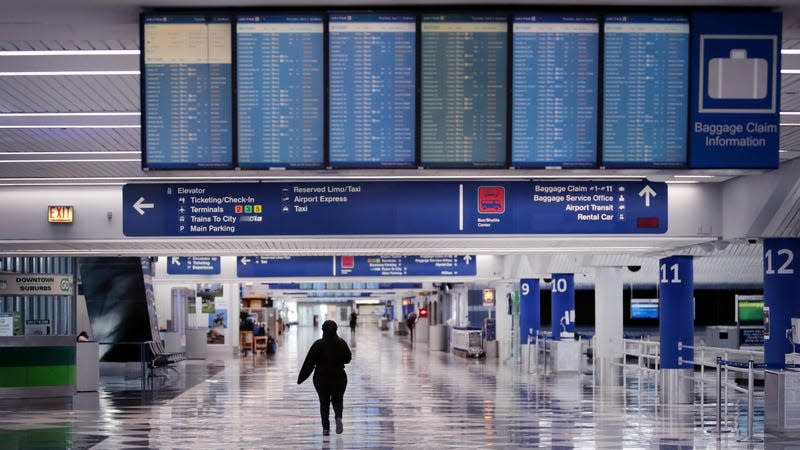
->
<box><xmin>551</xmin><ymin>273</ymin><xmax>575</xmax><ymax>341</ymax></box>
<box><xmin>763</xmin><ymin>238</ymin><xmax>800</xmax><ymax>369</ymax></box>
<box><xmin>519</xmin><ymin>279</ymin><xmax>540</xmax><ymax>344</ymax></box>
<box><xmin>659</xmin><ymin>256</ymin><xmax>693</xmax><ymax>369</ymax></box>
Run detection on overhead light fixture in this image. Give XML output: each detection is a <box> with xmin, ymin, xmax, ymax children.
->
<box><xmin>0</xmin><ymin>125</ymin><xmax>140</xmax><ymax>129</ymax></box>
<box><xmin>782</xmin><ymin>49</ymin><xmax>800</xmax><ymax>55</ymax></box>
<box><xmin>0</xmin><ymin>182</ymin><xmax>127</xmax><ymax>186</ymax></box>
<box><xmin>0</xmin><ymin>50</ymin><xmax>140</xmax><ymax>56</ymax></box>
<box><xmin>0</xmin><ymin>151</ymin><xmax>139</xmax><ymax>155</ymax></box>
<box><xmin>782</xmin><ymin>69</ymin><xmax>800</xmax><ymax>75</ymax></box>
<box><xmin>673</xmin><ymin>175</ymin><xmax>715</xmax><ymax>179</ymax></box>
<box><xmin>780</xmin><ymin>112</ymin><xmax>800</xmax><ymax>115</ymax></box>
<box><xmin>0</xmin><ymin>159</ymin><xmax>140</xmax><ymax>163</ymax></box>
<box><xmin>665</xmin><ymin>180</ymin><xmax>699</xmax><ymax>184</ymax></box>
<box><xmin>780</xmin><ymin>123</ymin><xmax>800</xmax><ymax>126</ymax></box>
<box><xmin>0</xmin><ymin>70</ymin><xmax>139</xmax><ymax>76</ymax></box>
<box><xmin>0</xmin><ymin>112</ymin><xmax>140</xmax><ymax>117</ymax></box>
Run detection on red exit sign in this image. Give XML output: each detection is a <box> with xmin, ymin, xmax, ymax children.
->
<box><xmin>48</xmin><ymin>206</ymin><xmax>74</xmax><ymax>223</ymax></box>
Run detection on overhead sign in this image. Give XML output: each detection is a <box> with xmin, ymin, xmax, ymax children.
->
<box><xmin>267</xmin><ymin>282</ymin><xmax>423</xmax><ymax>290</ymax></box>
<box><xmin>238</xmin><ymin>256</ymin><xmax>476</xmax><ymax>278</ymax></box>
<box><xmin>336</xmin><ymin>255</ymin><xmax>476</xmax><ymax>277</ymax></box>
<box><xmin>48</xmin><ymin>205</ymin><xmax>74</xmax><ymax>223</ymax></box>
<box><xmin>237</xmin><ymin>256</ymin><xmax>334</xmax><ymax>278</ymax></box>
<box><xmin>123</xmin><ymin>181</ymin><xmax>667</xmax><ymax>236</ymax></box>
<box><xmin>0</xmin><ymin>273</ymin><xmax>73</xmax><ymax>295</ymax></box>
<box><xmin>166</xmin><ymin>257</ymin><xmax>221</xmax><ymax>275</ymax></box>
<box><xmin>689</xmin><ymin>12</ymin><xmax>781</xmax><ymax>168</ymax></box>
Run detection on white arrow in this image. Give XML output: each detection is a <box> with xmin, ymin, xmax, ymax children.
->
<box><xmin>638</xmin><ymin>185</ymin><xmax>657</xmax><ymax>207</ymax></box>
<box><xmin>463</xmin><ymin>255</ymin><xmax>473</xmax><ymax>264</ymax></box>
<box><xmin>133</xmin><ymin>196</ymin><xmax>154</xmax><ymax>215</ymax></box>
<box><xmin>170</xmin><ymin>257</ymin><xmax>181</xmax><ymax>266</ymax></box>
<box><xmin>240</xmin><ymin>257</ymin><xmax>251</xmax><ymax>266</ymax></box>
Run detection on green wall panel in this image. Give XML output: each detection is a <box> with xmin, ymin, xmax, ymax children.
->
<box><xmin>0</xmin><ymin>367</ymin><xmax>27</xmax><ymax>387</ymax></box>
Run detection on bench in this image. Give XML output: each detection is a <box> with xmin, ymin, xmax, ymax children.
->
<box><xmin>146</xmin><ymin>340</ymin><xmax>186</xmax><ymax>375</ymax></box>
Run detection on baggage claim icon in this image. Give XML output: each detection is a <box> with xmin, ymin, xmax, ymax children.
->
<box><xmin>699</xmin><ymin>35</ymin><xmax>778</xmax><ymax>113</ymax></box>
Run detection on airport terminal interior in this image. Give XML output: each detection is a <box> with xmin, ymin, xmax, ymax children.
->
<box><xmin>3</xmin><ymin>0</ymin><xmax>800</xmax><ymax>448</ymax></box>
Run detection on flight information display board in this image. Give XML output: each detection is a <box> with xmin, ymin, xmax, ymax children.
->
<box><xmin>143</xmin><ymin>15</ymin><xmax>233</xmax><ymax>169</ymax></box>
<box><xmin>329</xmin><ymin>14</ymin><xmax>416</xmax><ymax>168</ymax></box>
<box><xmin>421</xmin><ymin>14</ymin><xmax>507</xmax><ymax>167</ymax></box>
<box><xmin>512</xmin><ymin>15</ymin><xmax>599</xmax><ymax>168</ymax></box>
<box><xmin>602</xmin><ymin>16</ymin><xmax>689</xmax><ymax>167</ymax></box>
<box><xmin>236</xmin><ymin>15</ymin><xmax>324</xmax><ymax>168</ymax></box>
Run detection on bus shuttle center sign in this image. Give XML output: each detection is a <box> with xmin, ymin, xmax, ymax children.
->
<box><xmin>123</xmin><ymin>181</ymin><xmax>667</xmax><ymax>237</ymax></box>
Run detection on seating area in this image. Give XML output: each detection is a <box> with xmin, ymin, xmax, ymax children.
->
<box><xmin>146</xmin><ymin>340</ymin><xmax>186</xmax><ymax>375</ymax></box>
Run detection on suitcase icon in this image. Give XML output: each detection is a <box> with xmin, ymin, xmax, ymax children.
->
<box><xmin>708</xmin><ymin>49</ymin><xmax>767</xmax><ymax>100</ymax></box>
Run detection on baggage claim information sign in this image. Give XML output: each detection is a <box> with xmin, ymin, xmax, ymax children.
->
<box><xmin>122</xmin><ymin>181</ymin><xmax>666</xmax><ymax>236</ymax></box>
<box><xmin>689</xmin><ymin>12</ymin><xmax>781</xmax><ymax>169</ymax></box>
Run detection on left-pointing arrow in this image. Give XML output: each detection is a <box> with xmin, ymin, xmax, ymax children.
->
<box><xmin>133</xmin><ymin>197</ymin><xmax>154</xmax><ymax>215</ymax></box>
<box><xmin>240</xmin><ymin>257</ymin><xmax>251</xmax><ymax>265</ymax></box>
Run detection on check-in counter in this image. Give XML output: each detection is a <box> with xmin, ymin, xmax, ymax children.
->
<box><xmin>0</xmin><ymin>335</ymin><xmax>76</xmax><ymax>398</ymax></box>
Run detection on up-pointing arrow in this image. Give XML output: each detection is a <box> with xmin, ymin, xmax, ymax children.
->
<box><xmin>240</xmin><ymin>257</ymin><xmax>251</xmax><ymax>266</ymax></box>
<box><xmin>638</xmin><ymin>185</ymin><xmax>657</xmax><ymax>207</ymax></box>
<box><xmin>133</xmin><ymin>196</ymin><xmax>154</xmax><ymax>215</ymax></box>
<box><xmin>170</xmin><ymin>257</ymin><xmax>181</xmax><ymax>266</ymax></box>
<box><xmin>463</xmin><ymin>255</ymin><xmax>473</xmax><ymax>264</ymax></box>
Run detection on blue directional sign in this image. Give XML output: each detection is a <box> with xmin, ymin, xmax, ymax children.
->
<box><xmin>123</xmin><ymin>180</ymin><xmax>667</xmax><ymax>236</ymax></box>
<box><xmin>237</xmin><ymin>256</ymin><xmax>333</xmax><ymax>277</ymax></box>
<box><xmin>689</xmin><ymin>12</ymin><xmax>781</xmax><ymax>169</ymax></box>
<box><xmin>166</xmin><ymin>256</ymin><xmax>221</xmax><ymax>275</ymax></box>
<box><xmin>267</xmin><ymin>282</ymin><xmax>422</xmax><ymax>289</ymax></box>
<box><xmin>335</xmin><ymin>255</ymin><xmax>476</xmax><ymax>277</ymax></box>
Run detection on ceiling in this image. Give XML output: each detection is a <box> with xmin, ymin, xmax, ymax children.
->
<box><xmin>0</xmin><ymin>1</ymin><xmax>796</xmax><ymax>284</ymax></box>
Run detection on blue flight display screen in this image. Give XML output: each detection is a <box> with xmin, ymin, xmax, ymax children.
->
<box><xmin>236</xmin><ymin>15</ymin><xmax>324</xmax><ymax>168</ymax></box>
<box><xmin>329</xmin><ymin>14</ymin><xmax>416</xmax><ymax>168</ymax></box>
<box><xmin>421</xmin><ymin>14</ymin><xmax>507</xmax><ymax>168</ymax></box>
<box><xmin>603</xmin><ymin>16</ymin><xmax>689</xmax><ymax>167</ymax></box>
<box><xmin>143</xmin><ymin>15</ymin><xmax>233</xmax><ymax>169</ymax></box>
<box><xmin>512</xmin><ymin>15</ymin><xmax>599</xmax><ymax>168</ymax></box>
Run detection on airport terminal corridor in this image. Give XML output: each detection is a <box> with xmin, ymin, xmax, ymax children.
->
<box><xmin>0</xmin><ymin>325</ymin><xmax>787</xmax><ymax>449</ymax></box>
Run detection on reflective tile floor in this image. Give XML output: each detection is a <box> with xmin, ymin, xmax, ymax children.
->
<box><xmin>0</xmin><ymin>326</ymin><xmax>797</xmax><ymax>449</ymax></box>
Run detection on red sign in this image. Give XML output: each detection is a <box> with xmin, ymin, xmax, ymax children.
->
<box><xmin>48</xmin><ymin>205</ymin><xmax>74</xmax><ymax>223</ymax></box>
<box><xmin>341</xmin><ymin>255</ymin><xmax>354</xmax><ymax>269</ymax></box>
<box><xmin>478</xmin><ymin>186</ymin><xmax>505</xmax><ymax>213</ymax></box>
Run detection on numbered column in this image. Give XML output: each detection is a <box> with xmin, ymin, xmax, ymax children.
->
<box><xmin>551</xmin><ymin>273</ymin><xmax>575</xmax><ymax>341</ymax></box>
<box><xmin>658</xmin><ymin>255</ymin><xmax>693</xmax><ymax>404</ymax></box>
<box><xmin>519</xmin><ymin>278</ymin><xmax>540</xmax><ymax>344</ymax></box>
<box><xmin>763</xmin><ymin>238</ymin><xmax>800</xmax><ymax>369</ymax></box>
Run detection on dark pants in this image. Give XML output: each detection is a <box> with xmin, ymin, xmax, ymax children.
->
<box><xmin>313</xmin><ymin>374</ymin><xmax>347</xmax><ymax>430</ymax></box>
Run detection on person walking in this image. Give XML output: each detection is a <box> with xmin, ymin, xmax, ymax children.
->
<box><xmin>406</xmin><ymin>311</ymin><xmax>417</xmax><ymax>343</ymax></box>
<box><xmin>297</xmin><ymin>320</ymin><xmax>352</xmax><ymax>436</ymax></box>
<box><xmin>349</xmin><ymin>311</ymin><xmax>358</xmax><ymax>333</ymax></box>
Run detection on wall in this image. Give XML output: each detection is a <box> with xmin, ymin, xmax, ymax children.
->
<box><xmin>723</xmin><ymin>157</ymin><xmax>800</xmax><ymax>238</ymax></box>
